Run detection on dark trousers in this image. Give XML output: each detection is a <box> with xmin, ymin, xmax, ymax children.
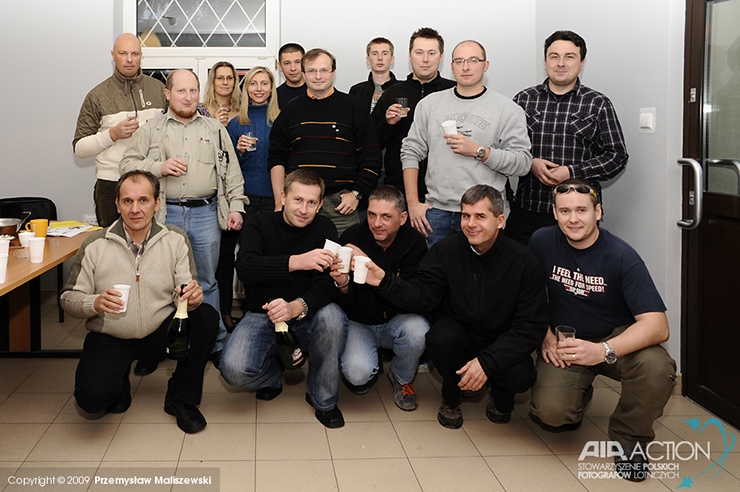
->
<box><xmin>93</xmin><ymin>179</ymin><xmax>120</xmax><ymax>228</ymax></box>
<box><xmin>215</xmin><ymin>196</ymin><xmax>274</xmax><ymax>316</ymax></box>
<box><xmin>504</xmin><ymin>201</ymin><xmax>557</xmax><ymax>246</ymax></box>
<box><xmin>426</xmin><ymin>315</ymin><xmax>536</xmax><ymax>412</ymax></box>
<box><xmin>75</xmin><ymin>303</ymin><xmax>218</xmax><ymax>412</ymax></box>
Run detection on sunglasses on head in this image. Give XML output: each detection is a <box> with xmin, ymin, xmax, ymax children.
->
<box><xmin>553</xmin><ymin>183</ymin><xmax>598</xmax><ymax>200</ymax></box>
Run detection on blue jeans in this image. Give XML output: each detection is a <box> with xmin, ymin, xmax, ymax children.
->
<box><xmin>425</xmin><ymin>207</ymin><xmax>461</xmax><ymax>247</ymax></box>
<box><xmin>341</xmin><ymin>314</ymin><xmax>429</xmax><ymax>386</ymax></box>
<box><xmin>166</xmin><ymin>201</ymin><xmax>226</xmax><ymax>352</ymax></box>
<box><xmin>220</xmin><ymin>303</ymin><xmax>348</xmax><ymax>411</ymax></box>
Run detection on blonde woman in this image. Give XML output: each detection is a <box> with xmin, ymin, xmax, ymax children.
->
<box><xmin>217</xmin><ymin>67</ymin><xmax>280</xmax><ymax>329</ymax></box>
<box><xmin>198</xmin><ymin>61</ymin><xmax>240</xmax><ymax>125</ymax></box>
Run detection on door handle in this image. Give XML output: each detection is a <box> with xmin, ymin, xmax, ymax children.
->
<box><xmin>677</xmin><ymin>158</ymin><xmax>703</xmax><ymax>230</ymax></box>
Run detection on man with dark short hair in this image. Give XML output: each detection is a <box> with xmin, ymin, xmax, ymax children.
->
<box><xmin>528</xmin><ymin>178</ymin><xmax>675</xmax><ymax>482</ymax></box>
<box><xmin>372</xmin><ymin>27</ymin><xmax>455</xmax><ymax>198</ymax></box>
<box><xmin>220</xmin><ymin>170</ymin><xmax>349</xmax><ymax>428</ymax></box>
<box><xmin>73</xmin><ymin>33</ymin><xmax>166</xmax><ymax>229</ymax></box>
<box><xmin>362</xmin><ymin>184</ymin><xmax>548</xmax><ymax>429</ymax></box>
<box><xmin>121</xmin><ymin>69</ymin><xmax>247</xmax><ymax>365</ymax></box>
<box><xmin>507</xmin><ymin>31</ymin><xmax>628</xmax><ymax>245</ymax></box>
<box><xmin>269</xmin><ymin>49</ymin><xmax>381</xmax><ymax>236</ymax></box>
<box><xmin>61</xmin><ymin>170</ymin><xmax>219</xmax><ymax>434</ymax></box>
<box><xmin>276</xmin><ymin>43</ymin><xmax>307</xmax><ymax>109</ymax></box>
<box><xmin>330</xmin><ymin>185</ymin><xmax>428</xmax><ymax>411</ymax></box>
<box><xmin>401</xmin><ymin>40</ymin><xmax>532</xmax><ymax>247</ymax></box>
<box><xmin>350</xmin><ymin>37</ymin><xmax>398</xmax><ymax>113</ymax></box>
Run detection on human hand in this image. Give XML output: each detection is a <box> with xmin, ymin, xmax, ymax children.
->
<box><xmin>361</xmin><ymin>260</ymin><xmax>385</xmax><ymax>287</ymax></box>
<box><xmin>227</xmin><ymin>211</ymin><xmax>243</xmax><ymax>231</ymax></box>
<box><xmin>385</xmin><ymin>103</ymin><xmax>403</xmax><ymax>125</ymax></box>
<box><xmin>329</xmin><ymin>256</ymin><xmax>350</xmax><ymax>289</ymax></box>
<box><xmin>290</xmin><ymin>248</ymin><xmax>336</xmax><ymax>272</ymax></box>
<box><xmin>262</xmin><ymin>298</ymin><xmax>298</xmax><ymax>323</ymax></box>
<box><xmin>540</xmin><ymin>328</ymin><xmax>569</xmax><ymax>368</ymax></box>
<box><xmin>178</xmin><ymin>280</ymin><xmax>203</xmax><ymax>307</ymax></box>
<box><xmin>161</xmin><ymin>158</ymin><xmax>187</xmax><ymax>176</ymax></box>
<box><xmin>531</xmin><ymin>158</ymin><xmax>561</xmax><ymax>187</ymax></box>
<box><xmin>216</xmin><ymin>106</ymin><xmax>231</xmax><ymax>124</ymax></box>
<box><xmin>557</xmin><ymin>339</ymin><xmax>606</xmax><ymax>367</ymax></box>
<box><xmin>457</xmin><ymin>358</ymin><xmax>488</xmax><ymax>391</ymax></box>
<box><xmin>110</xmin><ymin>116</ymin><xmax>139</xmax><ymax>141</ymax></box>
<box><xmin>93</xmin><ymin>288</ymin><xmax>125</xmax><ymax>314</ymax></box>
<box><xmin>335</xmin><ymin>192</ymin><xmax>359</xmax><ymax>215</ymax></box>
<box><xmin>407</xmin><ymin>201</ymin><xmax>433</xmax><ymax>237</ymax></box>
<box><xmin>445</xmin><ymin>133</ymin><xmax>478</xmax><ymax>157</ymax></box>
<box><xmin>237</xmin><ymin>134</ymin><xmax>256</xmax><ymax>153</ymax></box>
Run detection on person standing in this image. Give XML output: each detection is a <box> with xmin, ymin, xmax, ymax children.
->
<box><xmin>349</xmin><ymin>37</ymin><xmax>398</xmax><ymax>113</ymax></box>
<box><xmin>276</xmin><ymin>43</ymin><xmax>306</xmax><ymax>109</ymax></box>
<box><xmin>198</xmin><ymin>61</ymin><xmax>241</xmax><ymax>126</ymax></box>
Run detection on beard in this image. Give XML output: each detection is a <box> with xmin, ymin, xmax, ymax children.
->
<box><xmin>170</xmin><ymin>105</ymin><xmax>198</xmax><ymax>120</ymax></box>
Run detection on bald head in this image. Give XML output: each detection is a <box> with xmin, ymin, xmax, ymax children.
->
<box><xmin>165</xmin><ymin>70</ymin><xmax>200</xmax><ymax>122</ymax></box>
<box><xmin>111</xmin><ymin>33</ymin><xmax>142</xmax><ymax>78</ymax></box>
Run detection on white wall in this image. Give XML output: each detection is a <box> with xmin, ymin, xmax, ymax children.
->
<box><xmin>0</xmin><ymin>0</ymin><xmax>686</xmax><ymax>364</ymax></box>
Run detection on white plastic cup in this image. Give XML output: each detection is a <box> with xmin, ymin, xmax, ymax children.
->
<box><xmin>114</xmin><ymin>284</ymin><xmax>131</xmax><ymax>313</ymax></box>
<box><xmin>0</xmin><ymin>238</ymin><xmax>9</xmax><ymax>256</ymax></box>
<box><xmin>353</xmin><ymin>256</ymin><xmax>371</xmax><ymax>284</ymax></box>
<box><xmin>338</xmin><ymin>247</ymin><xmax>353</xmax><ymax>274</ymax></box>
<box><xmin>441</xmin><ymin>120</ymin><xmax>458</xmax><ymax>136</ymax></box>
<box><xmin>323</xmin><ymin>239</ymin><xmax>341</xmax><ymax>255</ymax></box>
<box><xmin>18</xmin><ymin>231</ymin><xmax>35</xmax><ymax>247</ymax></box>
<box><xmin>28</xmin><ymin>237</ymin><xmax>45</xmax><ymax>263</ymax></box>
<box><xmin>0</xmin><ymin>253</ymin><xmax>8</xmax><ymax>283</ymax></box>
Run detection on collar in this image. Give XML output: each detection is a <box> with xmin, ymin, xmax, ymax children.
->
<box><xmin>165</xmin><ymin>107</ymin><xmax>202</xmax><ymax>125</ymax></box>
<box><xmin>454</xmin><ymin>87</ymin><xmax>487</xmax><ymax>100</ymax></box>
<box><xmin>112</xmin><ymin>68</ymin><xmax>143</xmax><ymax>86</ymax></box>
<box><xmin>539</xmin><ymin>77</ymin><xmax>582</xmax><ymax>98</ymax></box>
<box><xmin>307</xmin><ymin>86</ymin><xmax>335</xmax><ymax>100</ymax></box>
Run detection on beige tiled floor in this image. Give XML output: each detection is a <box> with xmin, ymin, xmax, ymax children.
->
<box><xmin>2</xmin><ymin>295</ymin><xmax>740</xmax><ymax>491</ymax></box>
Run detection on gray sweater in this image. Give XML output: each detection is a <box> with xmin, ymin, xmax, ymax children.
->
<box><xmin>401</xmin><ymin>88</ymin><xmax>532</xmax><ymax>211</ymax></box>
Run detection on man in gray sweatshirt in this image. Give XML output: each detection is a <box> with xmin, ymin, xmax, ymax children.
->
<box><xmin>401</xmin><ymin>40</ymin><xmax>532</xmax><ymax>246</ymax></box>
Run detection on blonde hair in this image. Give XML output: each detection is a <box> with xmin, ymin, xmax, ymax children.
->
<box><xmin>238</xmin><ymin>66</ymin><xmax>280</xmax><ymax>126</ymax></box>
<box><xmin>203</xmin><ymin>61</ymin><xmax>241</xmax><ymax>111</ymax></box>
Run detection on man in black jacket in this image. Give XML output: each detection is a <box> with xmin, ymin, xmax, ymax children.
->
<box><xmin>371</xmin><ymin>27</ymin><xmax>455</xmax><ymax>197</ymax></box>
<box><xmin>363</xmin><ymin>185</ymin><xmax>548</xmax><ymax>429</ymax></box>
<box><xmin>349</xmin><ymin>37</ymin><xmax>398</xmax><ymax>113</ymax></box>
<box><xmin>330</xmin><ymin>185</ymin><xmax>428</xmax><ymax>411</ymax></box>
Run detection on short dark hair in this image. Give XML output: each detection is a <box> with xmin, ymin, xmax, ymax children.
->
<box><xmin>409</xmin><ymin>27</ymin><xmax>444</xmax><ymax>54</ymax></box>
<box><xmin>461</xmin><ymin>185</ymin><xmax>504</xmax><ymax>215</ymax></box>
<box><xmin>165</xmin><ymin>69</ymin><xmax>199</xmax><ymax>91</ymax></box>
<box><xmin>301</xmin><ymin>48</ymin><xmax>336</xmax><ymax>72</ymax></box>
<box><xmin>544</xmin><ymin>30</ymin><xmax>587</xmax><ymax>60</ymax></box>
<box><xmin>279</xmin><ymin>43</ymin><xmax>305</xmax><ymax>62</ymax></box>
<box><xmin>367</xmin><ymin>37</ymin><xmax>394</xmax><ymax>56</ymax></box>
<box><xmin>116</xmin><ymin>170</ymin><xmax>160</xmax><ymax>200</ymax></box>
<box><xmin>553</xmin><ymin>178</ymin><xmax>599</xmax><ymax>207</ymax></box>
<box><xmin>284</xmin><ymin>169</ymin><xmax>325</xmax><ymax>199</ymax></box>
<box><xmin>369</xmin><ymin>185</ymin><xmax>406</xmax><ymax>213</ymax></box>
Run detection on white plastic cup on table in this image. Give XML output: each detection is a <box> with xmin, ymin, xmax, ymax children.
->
<box><xmin>395</xmin><ymin>97</ymin><xmax>409</xmax><ymax>117</ymax></box>
<box><xmin>323</xmin><ymin>239</ymin><xmax>341</xmax><ymax>256</ymax></box>
<box><xmin>28</xmin><ymin>237</ymin><xmax>45</xmax><ymax>264</ymax></box>
<box><xmin>114</xmin><ymin>284</ymin><xmax>131</xmax><ymax>313</ymax></box>
<box><xmin>337</xmin><ymin>246</ymin><xmax>353</xmax><ymax>274</ymax></box>
<box><xmin>353</xmin><ymin>256</ymin><xmax>371</xmax><ymax>284</ymax></box>
<box><xmin>0</xmin><ymin>253</ymin><xmax>8</xmax><ymax>283</ymax></box>
<box><xmin>246</xmin><ymin>132</ymin><xmax>257</xmax><ymax>152</ymax></box>
<box><xmin>18</xmin><ymin>231</ymin><xmax>35</xmax><ymax>247</ymax></box>
<box><xmin>441</xmin><ymin>120</ymin><xmax>458</xmax><ymax>136</ymax></box>
<box><xmin>0</xmin><ymin>238</ymin><xmax>9</xmax><ymax>256</ymax></box>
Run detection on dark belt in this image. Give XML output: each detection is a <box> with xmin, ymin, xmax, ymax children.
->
<box><xmin>166</xmin><ymin>194</ymin><xmax>217</xmax><ymax>208</ymax></box>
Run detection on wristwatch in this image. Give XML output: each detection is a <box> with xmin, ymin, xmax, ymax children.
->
<box><xmin>295</xmin><ymin>297</ymin><xmax>308</xmax><ymax>320</ymax></box>
<box><xmin>351</xmin><ymin>190</ymin><xmax>362</xmax><ymax>201</ymax></box>
<box><xmin>475</xmin><ymin>145</ymin><xmax>487</xmax><ymax>161</ymax></box>
<box><xmin>602</xmin><ymin>341</ymin><xmax>617</xmax><ymax>364</ymax></box>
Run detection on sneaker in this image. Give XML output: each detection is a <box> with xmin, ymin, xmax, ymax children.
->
<box><xmin>387</xmin><ymin>365</ymin><xmax>417</xmax><ymax>411</ymax></box>
<box><xmin>615</xmin><ymin>448</ymin><xmax>649</xmax><ymax>482</ymax></box>
<box><xmin>437</xmin><ymin>400</ymin><xmax>463</xmax><ymax>429</ymax></box>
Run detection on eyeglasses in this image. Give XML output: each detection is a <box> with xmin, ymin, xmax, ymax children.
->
<box><xmin>305</xmin><ymin>69</ymin><xmax>333</xmax><ymax>75</ymax></box>
<box><xmin>553</xmin><ymin>183</ymin><xmax>598</xmax><ymax>199</ymax></box>
<box><xmin>215</xmin><ymin>76</ymin><xmax>234</xmax><ymax>82</ymax></box>
<box><xmin>452</xmin><ymin>57</ymin><xmax>485</xmax><ymax>66</ymax></box>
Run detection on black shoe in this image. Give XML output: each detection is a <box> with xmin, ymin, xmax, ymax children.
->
<box><xmin>209</xmin><ymin>350</ymin><xmax>222</xmax><ymax>369</ymax></box>
<box><xmin>164</xmin><ymin>391</ymin><xmax>206</xmax><ymax>434</ymax></box>
<box><xmin>305</xmin><ymin>393</ymin><xmax>344</xmax><ymax>428</ymax></box>
<box><xmin>256</xmin><ymin>386</ymin><xmax>282</xmax><ymax>401</ymax></box>
<box><xmin>615</xmin><ymin>449</ymin><xmax>649</xmax><ymax>482</ymax></box>
<box><xmin>134</xmin><ymin>359</ymin><xmax>158</xmax><ymax>376</ymax></box>
<box><xmin>485</xmin><ymin>393</ymin><xmax>511</xmax><ymax>424</ymax></box>
<box><xmin>105</xmin><ymin>376</ymin><xmax>131</xmax><ymax>414</ymax></box>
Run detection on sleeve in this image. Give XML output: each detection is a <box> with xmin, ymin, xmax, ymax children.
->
<box><xmin>219</xmin><ymin>125</ymin><xmax>247</xmax><ymax>213</ymax></box>
<box><xmin>267</xmin><ymin>109</ymin><xmax>291</xmax><ymax>170</ymax></box>
<box><xmin>477</xmin><ymin>258</ymin><xmax>549</xmax><ymax>375</ymax></box>
<box><xmin>119</xmin><ymin>120</ymin><xmax>163</xmax><ymax>177</ymax></box>
<box><xmin>620</xmin><ymin>252</ymin><xmax>667</xmax><ymax>316</ymax></box>
<box><xmin>484</xmin><ymin>104</ymin><xmax>533</xmax><ymax>178</ymax></box>
<box><xmin>351</xmin><ymin>104</ymin><xmax>382</xmax><ymax>198</ymax></box>
<box><xmin>60</xmin><ymin>236</ymin><xmax>103</xmax><ymax>319</ymax></box>
<box><xmin>73</xmin><ymin>93</ymin><xmax>115</xmax><ymax>158</ymax></box>
<box><xmin>372</xmin><ymin>90</ymin><xmax>395</xmax><ymax>147</ymax></box>
<box><xmin>567</xmin><ymin>98</ymin><xmax>629</xmax><ymax>181</ymax></box>
<box><xmin>301</xmin><ymin>223</ymin><xmax>340</xmax><ymax>316</ymax></box>
<box><xmin>170</xmin><ymin>227</ymin><xmax>202</xmax><ymax>310</ymax></box>
<box><xmin>226</xmin><ymin>118</ymin><xmax>246</xmax><ymax>166</ymax></box>
<box><xmin>399</xmin><ymin>101</ymin><xmax>430</xmax><ymax>171</ymax></box>
<box><xmin>235</xmin><ymin>216</ymin><xmax>291</xmax><ymax>285</ymax></box>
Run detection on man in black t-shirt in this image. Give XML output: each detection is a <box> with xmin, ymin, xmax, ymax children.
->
<box><xmin>528</xmin><ymin>178</ymin><xmax>676</xmax><ymax>482</ymax></box>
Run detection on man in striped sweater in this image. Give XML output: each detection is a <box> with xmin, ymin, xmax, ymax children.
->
<box><xmin>268</xmin><ymin>48</ymin><xmax>382</xmax><ymax>236</ymax></box>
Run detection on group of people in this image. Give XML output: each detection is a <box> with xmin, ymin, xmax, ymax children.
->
<box><xmin>63</xmin><ymin>27</ymin><xmax>676</xmax><ymax>483</ymax></box>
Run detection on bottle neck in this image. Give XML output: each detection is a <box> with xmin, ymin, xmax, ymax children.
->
<box><xmin>174</xmin><ymin>298</ymin><xmax>188</xmax><ymax>319</ymax></box>
<box><xmin>274</xmin><ymin>321</ymin><xmax>288</xmax><ymax>332</ymax></box>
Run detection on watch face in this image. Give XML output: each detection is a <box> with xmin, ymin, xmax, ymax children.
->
<box><xmin>477</xmin><ymin>147</ymin><xmax>486</xmax><ymax>158</ymax></box>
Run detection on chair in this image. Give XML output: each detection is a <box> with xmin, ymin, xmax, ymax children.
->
<box><xmin>0</xmin><ymin>197</ymin><xmax>64</xmax><ymax>322</ymax></box>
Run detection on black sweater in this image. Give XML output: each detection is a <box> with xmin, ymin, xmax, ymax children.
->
<box><xmin>236</xmin><ymin>211</ymin><xmax>338</xmax><ymax>318</ymax></box>
<box><xmin>349</xmin><ymin>71</ymin><xmax>399</xmax><ymax>112</ymax></box>
<box><xmin>376</xmin><ymin>231</ymin><xmax>548</xmax><ymax>376</ymax></box>
<box><xmin>337</xmin><ymin>221</ymin><xmax>427</xmax><ymax>325</ymax></box>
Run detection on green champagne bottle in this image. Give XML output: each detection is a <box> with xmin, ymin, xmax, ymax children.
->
<box><xmin>275</xmin><ymin>321</ymin><xmax>305</xmax><ymax>370</ymax></box>
<box><xmin>166</xmin><ymin>284</ymin><xmax>190</xmax><ymax>360</ymax></box>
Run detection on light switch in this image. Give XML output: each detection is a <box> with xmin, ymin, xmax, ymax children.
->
<box><xmin>639</xmin><ymin>107</ymin><xmax>656</xmax><ymax>133</ymax></box>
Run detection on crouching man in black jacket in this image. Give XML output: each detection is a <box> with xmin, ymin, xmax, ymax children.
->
<box><xmin>362</xmin><ymin>184</ymin><xmax>548</xmax><ymax>429</ymax></box>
